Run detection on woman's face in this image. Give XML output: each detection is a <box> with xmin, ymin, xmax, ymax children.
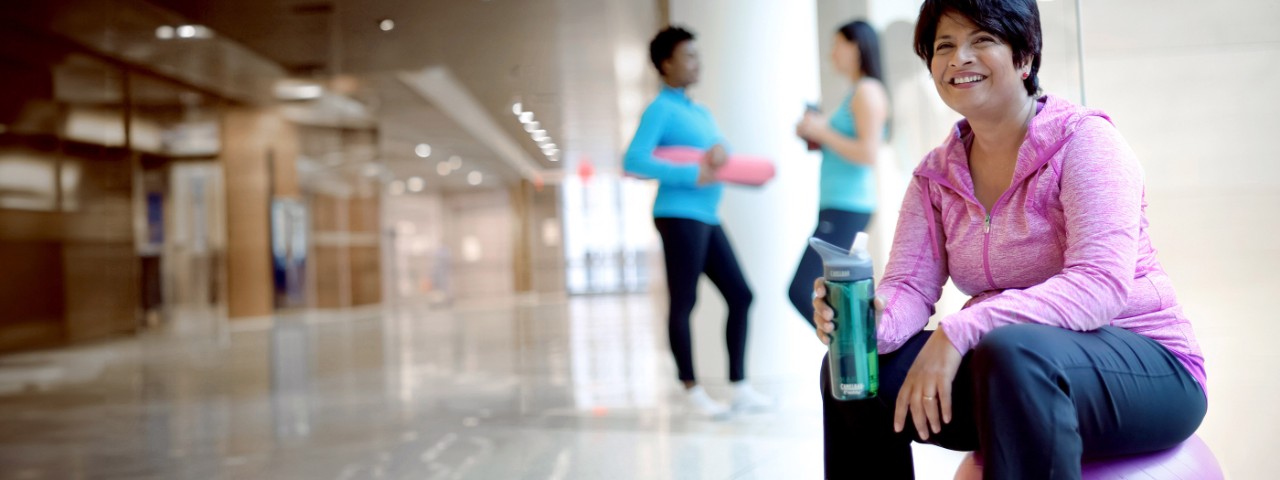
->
<box><xmin>929</xmin><ymin>12</ymin><xmax>1030</xmax><ymax>117</ymax></box>
<box><xmin>662</xmin><ymin>40</ymin><xmax>701</xmax><ymax>87</ymax></box>
<box><xmin>831</xmin><ymin>34</ymin><xmax>860</xmax><ymax>78</ymax></box>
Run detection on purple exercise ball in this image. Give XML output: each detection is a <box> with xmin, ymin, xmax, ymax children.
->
<box><xmin>953</xmin><ymin>434</ymin><xmax>1223</xmax><ymax>480</ymax></box>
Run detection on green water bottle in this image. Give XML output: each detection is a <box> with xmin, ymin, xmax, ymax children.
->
<box><xmin>810</xmin><ymin>232</ymin><xmax>878</xmax><ymax>401</ymax></box>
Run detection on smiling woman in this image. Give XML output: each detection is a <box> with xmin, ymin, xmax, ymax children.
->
<box><xmin>813</xmin><ymin>0</ymin><xmax>1210</xmax><ymax>478</ymax></box>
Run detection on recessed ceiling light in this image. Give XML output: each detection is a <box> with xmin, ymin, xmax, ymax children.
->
<box><xmin>449</xmin><ymin>156</ymin><xmax>462</xmax><ymax>169</ymax></box>
<box><xmin>518</xmin><ymin>112</ymin><xmax>533</xmax><ymax>123</ymax></box>
<box><xmin>379</xmin><ymin>19</ymin><xmax>395</xmax><ymax>31</ymax></box>
<box><xmin>408</xmin><ymin>176</ymin><xmax>425</xmax><ymax>192</ymax></box>
<box><xmin>437</xmin><ymin>162</ymin><xmax>451</xmax><ymax>176</ymax></box>
<box><xmin>389</xmin><ymin>180</ymin><xmax>406</xmax><ymax>195</ymax></box>
<box><xmin>512</xmin><ymin>102</ymin><xmax>522</xmax><ymax>115</ymax></box>
<box><xmin>467</xmin><ymin>171</ymin><xmax>483</xmax><ymax>186</ymax></box>
<box><xmin>274</xmin><ymin>79</ymin><xmax>323</xmax><ymax>100</ymax></box>
<box><xmin>160</xmin><ymin>25</ymin><xmax>212</xmax><ymax>40</ymax></box>
<box><xmin>414</xmin><ymin>144</ymin><xmax>431</xmax><ymax>158</ymax></box>
<box><xmin>523</xmin><ymin>121</ymin><xmax>540</xmax><ymax>133</ymax></box>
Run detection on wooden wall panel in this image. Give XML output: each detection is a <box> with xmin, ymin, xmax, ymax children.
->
<box><xmin>221</xmin><ymin>107</ymin><xmax>297</xmax><ymax>318</ymax></box>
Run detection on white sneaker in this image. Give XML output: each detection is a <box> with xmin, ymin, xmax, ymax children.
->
<box><xmin>731</xmin><ymin>383</ymin><xmax>774</xmax><ymax>413</ymax></box>
<box><xmin>685</xmin><ymin>386</ymin><xmax>731</xmax><ymax>419</ymax></box>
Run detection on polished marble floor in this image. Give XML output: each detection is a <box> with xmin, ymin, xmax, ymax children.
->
<box><xmin>1</xmin><ymin>190</ymin><xmax>1276</xmax><ymax>479</ymax></box>
<box><xmin>0</xmin><ymin>293</ymin><xmax>973</xmax><ymax>480</ymax></box>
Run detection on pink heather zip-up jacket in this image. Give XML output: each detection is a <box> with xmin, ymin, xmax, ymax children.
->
<box><xmin>876</xmin><ymin>94</ymin><xmax>1207</xmax><ymax>392</ymax></box>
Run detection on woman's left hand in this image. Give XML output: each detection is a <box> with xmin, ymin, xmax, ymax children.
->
<box><xmin>796</xmin><ymin>114</ymin><xmax>828</xmax><ymax>143</ymax></box>
<box><xmin>893</xmin><ymin>328</ymin><xmax>963</xmax><ymax>441</ymax></box>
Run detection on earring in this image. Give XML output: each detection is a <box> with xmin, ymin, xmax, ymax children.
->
<box><xmin>1021</xmin><ymin>71</ymin><xmax>1029</xmax><ymax>80</ymax></box>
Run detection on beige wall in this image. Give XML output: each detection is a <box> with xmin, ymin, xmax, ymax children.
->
<box><xmin>1082</xmin><ymin>1</ymin><xmax>1280</xmax><ymax>191</ymax></box>
<box><xmin>1080</xmin><ymin>2</ymin><xmax>1280</xmax><ymax>477</ymax></box>
<box><xmin>512</xmin><ymin>181</ymin><xmax>566</xmax><ymax>294</ymax></box>
<box><xmin>444</xmin><ymin>189</ymin><xmax>515</xmax><ymax>299</ymax></box>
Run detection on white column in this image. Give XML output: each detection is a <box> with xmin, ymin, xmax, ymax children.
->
<box><xmin>668</xmin><ymin>0</ymin><xmax>826</xmax><ymax>383</ymax></box>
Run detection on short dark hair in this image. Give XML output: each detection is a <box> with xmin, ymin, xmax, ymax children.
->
<box><xmin>837</xmin><ymin>20</ymin><xmax>884</xmax><ymax>82</ymax></box>
<box><xmin>649</xmin><ymin>26</ymin><xmax>695</xmax><ymax>76</ymax></box>
<box><xmin>913</xmin><ymin>0</ymin><xmax>1042</xmax><ymax>96</ymax></box>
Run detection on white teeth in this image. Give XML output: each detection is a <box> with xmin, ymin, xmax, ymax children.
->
<box><xmin>953</xmin><ymin>75</ymin><xmax>985</xmax><ymax>85</ymax></box>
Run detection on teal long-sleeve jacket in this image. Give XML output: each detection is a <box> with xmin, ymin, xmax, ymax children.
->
<box><xmin>623</xmin><ymin>86</ymin><xmax>727</xmax><ymax>225</ymax></box>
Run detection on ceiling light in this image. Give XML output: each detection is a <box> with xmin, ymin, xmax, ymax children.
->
<box><xmin>414</xmin><ymin>143</ymin><xmax>431</xmax><ymax>158</ymax></box>
<box><xmin>518</xmin><ymin>112</ymin><xmax>533</xmax><ymax>123</ymax></box>
<box><xmin>524</xmin><ymin>121</ymin><xmax>541</xmax><ymax>133</ymax></box>
<box><xmin>467</xmin><ymin>171</ymin><xmax>483</xmax><ymax>186</ymax></box>
<box><xmin>379</xmin><ymin>19</ymin><xmax>395</xmax><ymax>31</ymax></box>
<box><xmin>449</xmin><ymin>156</ymin><xmax>462</xmax><ymax>169</ymax></box>
<box><xmin>512</xmin><ymin>102</ymin><xmax>522</xmax><ymax>115</ymax></box>
<box><xmin>274</xmin><ymin>79</ymin><xmax>323</xmax><ymax>100</ymax></box>
<box><xmin>408</xmin><ymin>176</ymin><xmax>425</xmax><ymax>192</ymax></box>
<box><xmin>159</xmin><ymin>25</ymin><xmax>212</xmax><ymax>40</ymax></box>
<box><xmin>389</xmin><ymin>180</ymin><xmax>406</xmax><ymax>195</ymax></box>
<box><xmin>437</xmin><ymin>162</ymin><xmax>451</xmax><ymax>176</ymax></box>
<box><xmin>175</xmin><ymin>25</ymin><xmax>211</xmax><ymax>39</ymax></box>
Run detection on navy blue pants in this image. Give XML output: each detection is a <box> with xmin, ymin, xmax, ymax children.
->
<box><xmin>822</xmin><ymin>325</ymin><xmax>1206</xmax><ymax>479</ymax></box>
<box><xmin>654</xmin><ymin>218</ymin><xmax>753</xmax><ymax>382</ymax></box>
<box><xmin>789</xmin><ymin>209</ymin><xmax>871</xmax><ymax>327</ymax></box>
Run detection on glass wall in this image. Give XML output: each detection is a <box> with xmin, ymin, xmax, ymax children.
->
<box><xmin>0</xmin><ymin>21</ymin><xmax>228</xmax><ymax>350</ymax></box>
<box><xmin>0</xmin><ymin>34</ymin><xmax>136</xmax><ymax>349</ymax></box>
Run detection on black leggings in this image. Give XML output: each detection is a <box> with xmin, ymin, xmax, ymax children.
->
<box><xmin>788</xmin><ymin>209</ymin><xmax>871</xmax><ymax>327</ymax></box>
<box><xmin>822</xmin><ymin>325</ymin><xmax>1206</xmax><ymax>479</ymax></box>
<box><xmin>654</xmin><ymin>218</ymin><xmax>753</xmax><ymax>382</ymax></box>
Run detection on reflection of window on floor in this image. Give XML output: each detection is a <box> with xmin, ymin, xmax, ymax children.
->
<box><xmin>568</xmin><ymin>297</ymin><xmax>659</xmax><ymax>409</ymax></box>
<box><xmin>562</xmin><ymin>174</ymin><xmax>658</xmax><ymax>294</ymax></box>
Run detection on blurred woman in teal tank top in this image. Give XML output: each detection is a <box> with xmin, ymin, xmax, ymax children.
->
<box><xmin>791</xmin><ymin>20</ymin><xmax>890</xmax><ymax>327</ymax></box>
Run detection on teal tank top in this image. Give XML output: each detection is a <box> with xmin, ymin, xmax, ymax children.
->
<box><xmin>819</xmin><ymin>90</ymin><xmax>877</xmax><ymax>213</ymax></box>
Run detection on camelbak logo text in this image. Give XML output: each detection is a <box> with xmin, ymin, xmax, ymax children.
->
<box><xmin>831</xmin><ymin>269</ymin><xmax>850</xmax><ymax>277</ymax></box>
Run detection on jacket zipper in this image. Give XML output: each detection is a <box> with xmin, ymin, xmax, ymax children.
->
<box><xmin>982</xmin><ymin>213</ymin><xmax>996</xmax><ymax>290</ymax></box>
<box><xmin>919</xmin><ymin>169</ymin><xmax>1016</xmax><ymax>292</ymax></box>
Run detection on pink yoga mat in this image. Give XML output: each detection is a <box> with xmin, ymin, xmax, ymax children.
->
<box><xmin>652</xmin><ymin>146</ymin><xmax>775</xmax><ymax>186</ymax></box>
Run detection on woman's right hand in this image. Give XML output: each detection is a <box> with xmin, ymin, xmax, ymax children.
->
<box><xmin>813</xmin><ymin>277</ymin><xmax>883</xmax><ymax>345</ymax></box>
<box><xmin>697</xmin><ymin>144</ymin><xmax>727</xmax><ymax>186</ymax></box>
